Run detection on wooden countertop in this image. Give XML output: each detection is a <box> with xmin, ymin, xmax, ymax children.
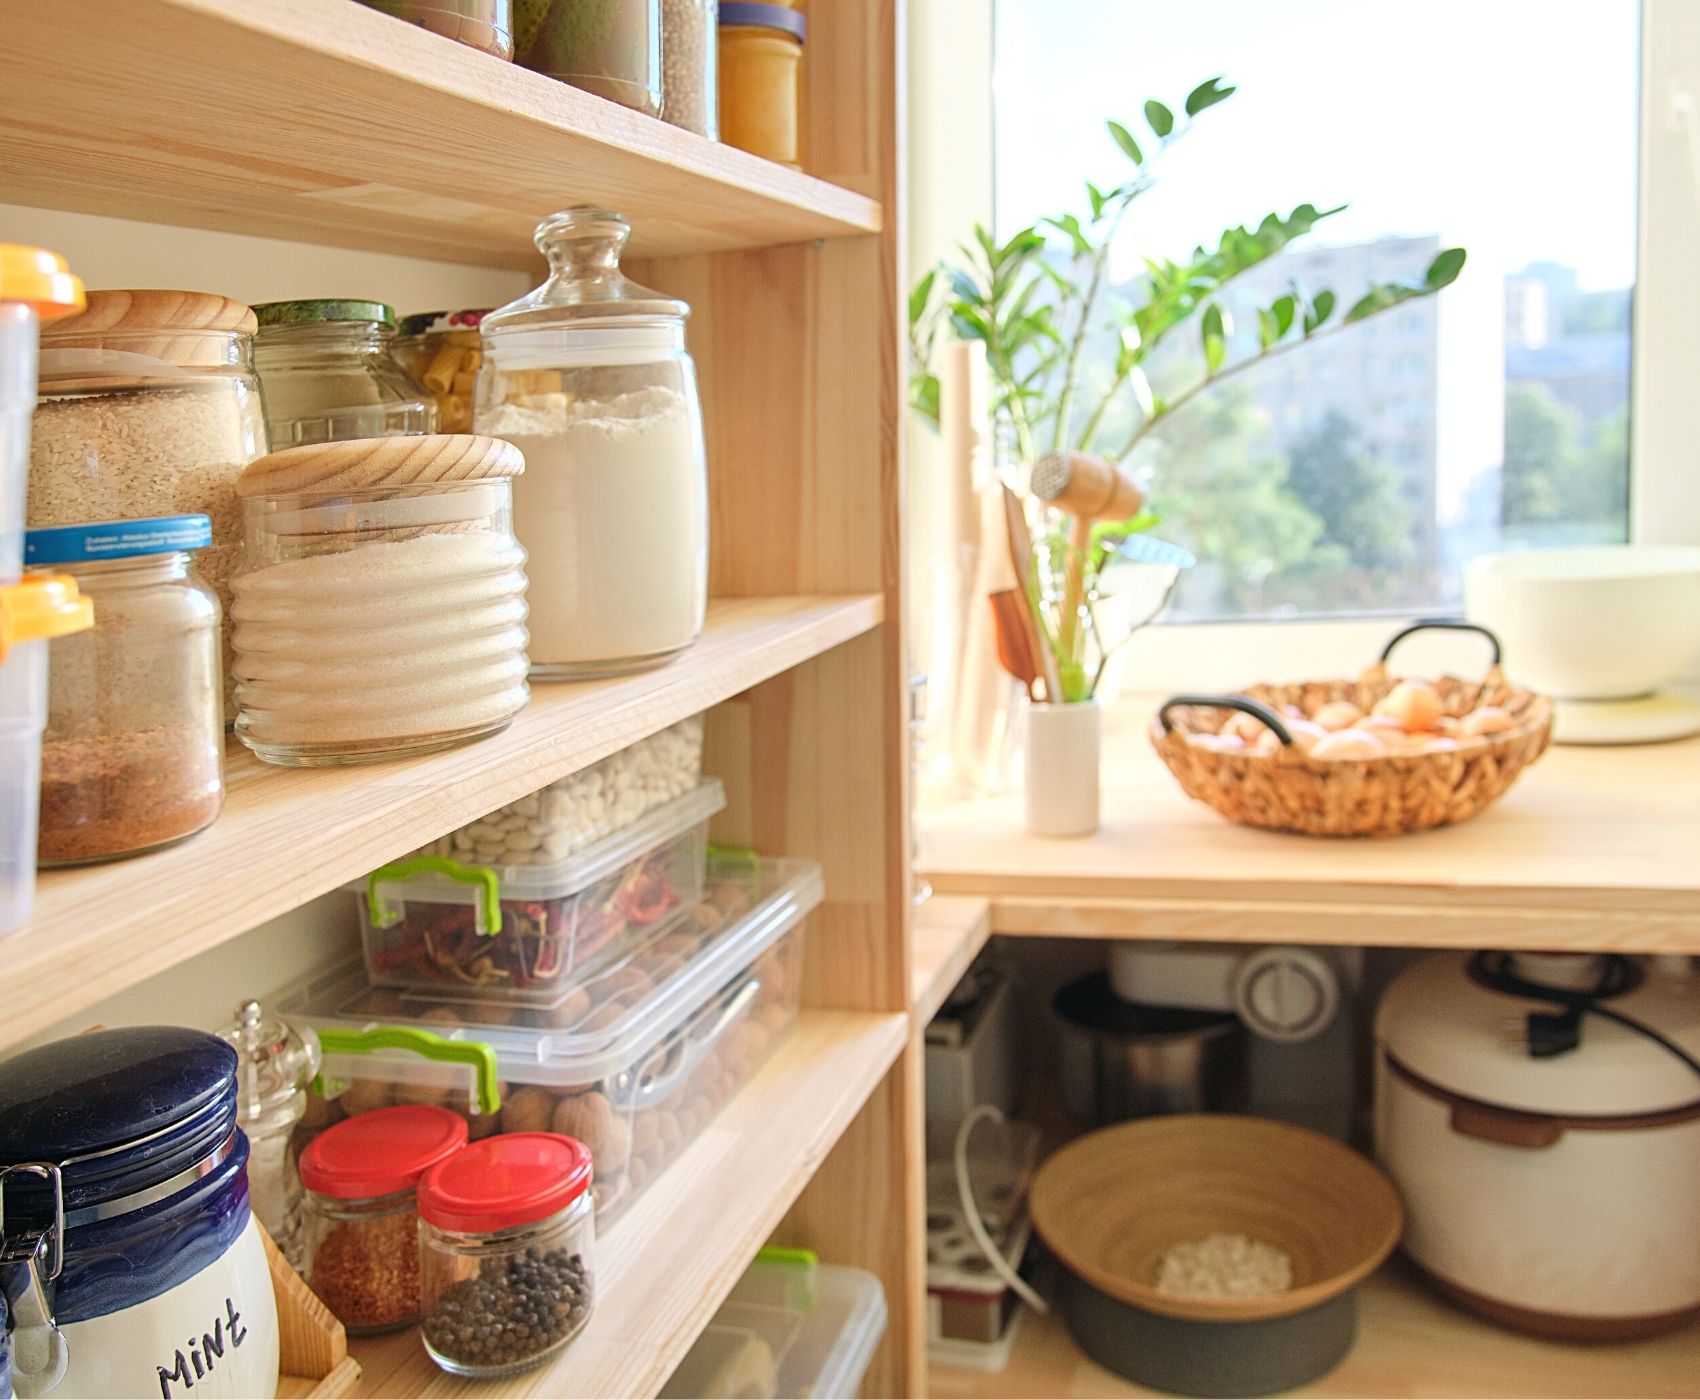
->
<box><xmin>919</xmin><ymin>701</ymin><xmax>1700</xmax><ymax>952</ymax></box>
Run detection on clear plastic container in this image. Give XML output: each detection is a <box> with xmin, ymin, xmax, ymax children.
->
<box><xmin>287</xmin><ymin>854</ymin><xmax>820</xmax><ymax>1220</ymax></box>
<box><xmin>662</xmin><ymin>1256</ymin><xmax>889</xmax><ymax>1399</ymax></box>
<box><xmin>355</xmin><ymin>0</ymin><xmax>514</xmax><ymax>58</ymax></box>
<box><xmin>1</xmin><ymin>245</ymin><xmax>85</xmax><ymax>583</ymax></box>
<box><xmin>416</xmin><ymin>715</ymin><xmax>705</xmax><ymax>867</ymax></box>
<box><xmin>718</xmin><ymin>4</ymin><xmax>805</xmax><ymax>167</ymax></box>
<box><xmin>517</xmin><ymin>0</ymin><xmax>662</xmax><ymax>116</ymax></box>
<box><xmin>394</xmin><ymin>310</ymin><xmax>491</xmax><ymax>434</ymax></box>
<box><xmin>0</xmin><ymin>575</ymin><xmax>92</xmax><ymax>935</ymax></box>
<box><xmin>230</xmin><ymin>433</ymin><xmax>529</xmax><ymax>766</ymax></box>
<box><xmin>31</xmin><ymin>288</ymin><xmax>265</xmax><ymax>719</ymax></box>
<box><xmin>359</xmin><ymin>777</ymin><xmax>725</xmax><ymax>1001</ymax></box>
<box><xmin>478</xmin><ymin>209</ymin><xmax>708</xmax><ymax>679</ymax></box>
<box><xmin>27</xmin><ymin>516</ymin><xmax>223</xmax><ymax>865</ymax></box>
<box><xmin>662</xmin><ymin>0</ymin><xmax>719</xmax><ymax>137</ymax></box>
<box><xmin>299</xmin><ymin>1103</ymin><xmax>469</xmax><ymax>1334</ymax></box>
<box><xmin>253</xmin><ymin>300</ymin><xmax>436</xmax><ymax>448</ymax></box>
<box><xmin>418</xmin><ymin>1133</ymin><xmax>596</xmax><ymax>1377</ymax></box>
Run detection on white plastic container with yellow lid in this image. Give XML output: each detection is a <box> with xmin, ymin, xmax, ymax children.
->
<box><xmin>1</xmin><ymin>573</ymin><xmax>93</xmax><ymax>935</ymax></box>
<box><xmin>1</xmin><ymin>244</ymin><xmax>84</xmax><ymax>584</ymax></box>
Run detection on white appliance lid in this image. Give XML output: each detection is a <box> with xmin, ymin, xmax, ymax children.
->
<box><xmin>1376</xmin><ymin>952</ymin><xmax>1700</xmax><ymax>1117</ymax></box>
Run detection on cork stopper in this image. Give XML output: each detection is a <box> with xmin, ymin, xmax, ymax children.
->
<box><xmin>235</xmin><ymin>433</ymin><xmax>525</xmax><ymax>498</ymax></box>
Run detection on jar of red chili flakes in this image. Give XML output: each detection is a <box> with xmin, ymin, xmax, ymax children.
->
<box><xmin>300</xmin><ymin>1104</ymin><xmax>467</xmax><ymax>1334</ymax></box>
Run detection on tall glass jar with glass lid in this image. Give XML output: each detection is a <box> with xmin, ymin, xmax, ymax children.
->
<box><xmin>252</xmin><ymin>299</ymin><xmax>435</xmax><ymax>448</ymax></box>
<box><xmin>477</xmin><ymin>209</ymin><xmax>708</xmax><ymax>679</ymax></box>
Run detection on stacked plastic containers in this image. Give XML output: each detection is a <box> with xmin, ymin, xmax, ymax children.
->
<box><xmin>284</xmin><ymin>717</ymin><xmax>820</xmax><ymax>1222</ymax></box>
<box><xmin>0</xmin><ymin>246</ymin><xmax>92</xmax><ymax>935</ymax></box>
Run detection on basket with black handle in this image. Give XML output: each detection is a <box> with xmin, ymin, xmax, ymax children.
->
<box><xmin>1150</xmin><ymin>621</ymin><xmax>1554</xmax><ymax>838</ymax></box>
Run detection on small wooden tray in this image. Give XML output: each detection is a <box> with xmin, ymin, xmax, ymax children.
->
<box><xmin>261</xmin><ymin>1224</ymin><xmax>361</xmax><ymax>1400</ymax></box>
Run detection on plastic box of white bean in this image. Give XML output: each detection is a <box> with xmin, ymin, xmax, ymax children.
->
<box><xmin>352</xmin><ymin>778</ymin><xmax>725</xmax><ymax>1004</ymax></box>
<box><xmin>417</xmin><ymin>716</ymin><xmax>704</xmax><ymax>866</ymax></box>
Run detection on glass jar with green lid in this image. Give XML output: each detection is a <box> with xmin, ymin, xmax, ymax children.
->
<box><xmin>252</xmin><ymin>299</ymin><xmax>436</xmax><ymax>448</ymax></box>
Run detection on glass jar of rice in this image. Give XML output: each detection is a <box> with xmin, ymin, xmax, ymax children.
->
<box><xmin>29</xmin><ymin>289</ymin><xmax>265</xmax><ymax>718</ymax></box>
<box><xmin>230</xmin><ymin>434</ymin><xmax>529</xmax><ymax>766</ymax></box>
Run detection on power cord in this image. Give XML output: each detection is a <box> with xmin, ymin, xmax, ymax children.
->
<box><xmin>953</xmin><ymin>1105</ymin><xmax>1048</xmax><ymax>1315</ymax></box>
<box><xmin>1472</xmin><ymin>952</ymin><xmax>1700</xmax><ymax>1078</ymax></box>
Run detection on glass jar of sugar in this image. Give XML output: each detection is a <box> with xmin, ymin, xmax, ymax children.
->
<box><xmin>229</xmin><ymin>434</ymin><xmax>530</xmax><ymax>766</ymax></box>
<box><xmin>477</xmin><ymin>209</ymin><xmax>708</xmax><ymax>680</ymax></box>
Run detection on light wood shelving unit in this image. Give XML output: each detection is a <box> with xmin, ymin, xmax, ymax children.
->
<box><xmin>919</xmin><ymin>700</ymin><xmax>1700</xmax><ymax>1397</ymax></box>
<box><xmin>4</xmin><ymin>0</ymin><xmax>920</xmax><ymax>1396</ymax></box>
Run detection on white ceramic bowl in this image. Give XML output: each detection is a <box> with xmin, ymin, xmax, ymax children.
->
<box><xmin>1465</xmin><ymin>545</ymin><xmax>1700</xmax><ymax>699</ymax></box>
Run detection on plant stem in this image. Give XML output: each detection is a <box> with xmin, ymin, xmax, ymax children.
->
<box><xmin>1050</xmin><ymin>189</ymin><xmax>1139</xmax><ymax>453</ymax></box>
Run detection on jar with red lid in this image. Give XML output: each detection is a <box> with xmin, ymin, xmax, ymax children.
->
<box><xmin>299</xmin><ymin>1104</ymin><xmax>468</xmax><ymax>1334</ymax></box>
<box><xmin>418</xmin><ymin>1133</ymin><xmax>596</xmax><ymax>1377</ymax></box>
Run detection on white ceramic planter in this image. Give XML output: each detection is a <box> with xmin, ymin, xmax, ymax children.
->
<box><xmin>1023</xmin><ymin>700</ymin><xmax>1100</xmax><ymax>837</ymax></box>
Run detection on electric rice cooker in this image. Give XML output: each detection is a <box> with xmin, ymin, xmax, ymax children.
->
<box><xmin>1374</xmin><ymin>952</ymin><xmax>1700</xmax><ymax>1340</ymax></box>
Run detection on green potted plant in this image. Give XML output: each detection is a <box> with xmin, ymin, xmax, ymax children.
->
<box><xmin>910</xmin><ymin>77</ymin><xmax>1466</xmax><ymax>831</ymax></box>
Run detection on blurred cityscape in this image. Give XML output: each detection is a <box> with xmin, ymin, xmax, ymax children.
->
<box><xmin>1124</xmin><ymin>237</ymin><xmax>1632</xmax><ymax>621</ymax></box>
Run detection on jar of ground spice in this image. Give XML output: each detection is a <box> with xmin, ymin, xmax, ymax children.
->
<box><xmin>418</xmin><ymin>1133</ymin><xmax>596</xmax><ymax>1377</ymax></box>
<box><xmin>25</xmin><ymin>515</ymin><xmax>222</xmax><ymax>865</ymax></box>
<box><xmin>300</xmin><ymin>1104</ymin><xmax>468</xmax><ymax>1334</ymax></box>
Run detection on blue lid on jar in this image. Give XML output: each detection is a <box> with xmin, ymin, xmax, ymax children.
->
<box><xmin>720</xmin><ymin>2</ymin><xmax>807</xmax><ymax>40</ymax></box>
<box><xmin>25</xmin><ymin>515</ymin><xmax>213</xmax><ymax>565</ymax></box>
<box><xmin>0</xmin><ymin>1027</ymin><xmax>238</xmax><ymax>1215</ymax></box>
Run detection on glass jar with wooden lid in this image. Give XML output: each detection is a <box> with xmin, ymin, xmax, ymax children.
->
<box><xmin>30</xmin><ymin>289</ymin><xmax>265</xmax><ymax>715</ymax></box>
<box><xmin>230</xmin><ymin>434</ymin><xmax>529</xmax><ymax>766</ymax></box>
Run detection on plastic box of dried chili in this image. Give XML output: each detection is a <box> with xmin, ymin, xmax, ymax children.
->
<box><xmin>351</xmin><ymin>779</ymin><xmax>725</xmax><ymax>1004</ymax></box>
<box><xmin>288</xmin><ymin>854</ymin><xmax>821</xmax><ymax>1224</ymax></box>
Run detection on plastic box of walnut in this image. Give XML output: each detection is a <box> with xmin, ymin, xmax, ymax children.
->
<box><xmin>284</xmin><ymin>855</ymin><xmax>819</xmax><ymax>1222</ymax></box>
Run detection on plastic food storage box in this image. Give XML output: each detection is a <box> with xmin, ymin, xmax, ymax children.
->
<box><xmin>661</xmin><ymin>1255</ymin><xmax>889</xmax><ymax>1400</ymax></box>
<box><xmin>357</xmin><ymin>778</ymin><xmax>725</xmax><ymax>1001</ymax></box>
<box><xmin>287</xmin><ymin>855</ymin><xmax>822</xmax><ymax>1221</ymax></box>
<box><xmin>413</xmin><ymin>715</ymin><xmax>705</xmax><ymax>867</ymax></box>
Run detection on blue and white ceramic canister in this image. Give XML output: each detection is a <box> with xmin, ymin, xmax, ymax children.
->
<box><xmin>0</xmin><ymin>1027</ymin><xmax>279</xmax><ymax>1399</ymax></box>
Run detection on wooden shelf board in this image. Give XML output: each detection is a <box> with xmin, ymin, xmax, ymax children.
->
<box><xmin>912</xmin><ymin>896</ymin><xmax>992</xmax><ymax>1023</ymax></box>
<box><xmin>0</xmin><ymin>0</ymin><xmax>881</xmax><ymax>268</ymax></box>
<box><xmin>928</xmin><ymin>1259</ymin><xmax>1700</xmax><ymax>1399</ymax></box>
<box><xmin>9</xmin><ymin>593</ymin><xmax>881</xmax><ymax>1053</ymax></box>
<box><xmin>921</xmin><ymin>701</ymin><xmax>1700</xmax><ymax>952</ymax></box>
<box><xmin>350</xmin><ymin>1009</ymin><xmax>908</xmax><ymax>1399</ymax></box>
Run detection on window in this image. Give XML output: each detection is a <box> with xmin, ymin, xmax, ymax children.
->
<box><xmin>993</xmin><ymin>0</ymin><xmax>1640</xmax><ymax>623</ymax></box>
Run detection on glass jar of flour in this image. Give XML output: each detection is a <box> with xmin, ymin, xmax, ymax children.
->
<box><xmin>477</xmin><ymin>209</ymin><xmax>708</xmax><ymax>679</ymax></box>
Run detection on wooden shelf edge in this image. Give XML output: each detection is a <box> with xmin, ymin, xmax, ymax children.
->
<box><xmin>350</xmin><ymin>1009</ymin><xmax>909</xmax><ymax>1399</ymax></box>
<box><xmin>9</xmin><ymin>594</ymin><xmax>882</xmax><ymax>1053</ymax></box>
<box><xmin>911</xmin><ymin>896</ymin><xmax>992</xmax><ymax>1023</ymax></box>
<box><xmin>928</xmin><ymin>1259</ymin><xmax>1700</xmax><ymax>1399</ymax></box>
<box><xmin>1</xmin><ymin>0</ymin><xmax>881</xmax><ymax>267</ymax></box>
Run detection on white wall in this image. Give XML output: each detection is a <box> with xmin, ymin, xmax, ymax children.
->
<box><xmin>9</xmin><ymin>203</ymin><xmax>532</xmax><ymax>1048</ymax></box>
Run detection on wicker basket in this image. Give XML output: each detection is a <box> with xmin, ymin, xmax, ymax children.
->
<box><xmin>1151</xmin><ymin>621</ymin><xmax>1554</xmax><ymax>838</ymax></box>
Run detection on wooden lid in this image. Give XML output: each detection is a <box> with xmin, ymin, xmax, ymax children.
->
<box><xmin>40</xmin><ymin>289</ymin><xmax>257</xmax><ymax>372</ymax></box>
<box><xmin>235</xmin><ymin>434</ymin><xmax>524</xmax><ymax>498</ymax></box>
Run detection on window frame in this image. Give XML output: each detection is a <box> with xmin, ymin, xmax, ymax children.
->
<box><xmin>942</xmin><ymin>0</ymin><xmax>1695</xmax><ymax>689</ymax></box>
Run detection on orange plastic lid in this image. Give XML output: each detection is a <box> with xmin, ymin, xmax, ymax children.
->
<box><xmin>0</xmin><ymin>246</ymin><xmax>86</xmax><ymax>321</ymax></box>
<box><xmin>0</xmin><ymin>575</ymin><xmax>94</xmax><ymax>660</ymax></box>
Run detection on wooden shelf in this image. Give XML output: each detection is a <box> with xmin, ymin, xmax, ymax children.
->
<box><xmin>929</xmin><ymin>1259</ymin><xmax>1700</xmax><ymax>1399</ymax></box>
<box><xmin>920</xmin><ymin>701</ymin><xmax>1700</xmax><ymax>953</ymax></box>
<box><xmin>350</xmin><ymin>1009</ymin><xmax>908</xmax><ymax>1399</ymax></box>
<box><xmin>8</xmin><ymin>594</ymin><xmax>880</xmax><ymax>1053</ymax></box>
<box><xmin>912</xmin><ymin>896</ymin><xmax>992</xmax><ymax>1022</ymax></box>
<box><xmin>0</xmin><ymin>0</ymin><xmax>882</xmax><ymax>267</ymax></box>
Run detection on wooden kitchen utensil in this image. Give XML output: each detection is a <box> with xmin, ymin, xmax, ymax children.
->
<box><xmin>1001</xmin><ymin>483</ymin><xmax>1062</xmax><ymax>702</ymax></box>
<box><xmin>1030</xmin><ymin>451</ymin><xmax>1146</xmax><ymax>662</ymax></box>
<box><xmin>985</xmin><ymin>483</ymin><xmax>1044</xmax><ymax>700</ymax></box>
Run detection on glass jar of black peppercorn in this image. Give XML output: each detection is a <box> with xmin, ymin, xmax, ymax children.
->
<box><xmin>417</xmin><ymin>1132</ymin><xmax>596</xmax><ymax>1377</ymax></box>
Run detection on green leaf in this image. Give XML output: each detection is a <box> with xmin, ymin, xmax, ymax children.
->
<box><xmin>907</xmin><ymin>268</ymin><xmax>936</xmax><ymax>328</ymax></box>
<box><xmin>1126</xmin><ymin>364</ymin><xmax>1155</xmax><ymax>419</ymax></box>
<box><xmin>1345</xmin><ymin>285</ymin><xmax>1412</xmax><ymax>322</ymax></box>
<box><xmin>949</xmin><ymin>307</ymin><xmax>990</xmax><ymax>341</ymax></box>
<box><xmin>1184</xmin><ymin>77</ymin><xmax>1237</xmax><ymax>117</ymax></box>
<box><xmin>947</xmin><ymin>268</ymin><xmax>982</xmax><ymax>305</ymax></box>
<box><xmin>1271</xmin><ymin>294</ymin><xmax>1297</xmax><ymax>338</ymax></box>
<box><xmin>1144</xmin><ymin>100</ymin><xmax>1174</xmax><ymax>138</ymax></box>
<box><xmin>1303</xmin><ymin>289</ymin><xmax>1336</xmax><ymax>334</ymax></box>
<box><xmin>1085</xmin><ymin>182</ymin><xmax>1107</xmax><ymax>221</ymax></box>
<box><xmin>1107</xmin><ymin>120</ymin><xmax>1144</xmax><ymax>165</ymax></box>
<box><xmin>1257</xmin><ymin>307</ymin><xmax>1279</xmax><ymax>350</ymax></box>
<box><xmin>909</xmin><ymin>372</ymin><xmax>940</xmax><ymax>426</ymax></box>
<box><xmin>1201</xmin><ymin>303</ymin><xmax>1228</xmax><ymax>374</ymax></box>
<box><xmin>1425</xmin><ymin>247</ymin><xmax>1468</xmax><ymax>288</ymax></box>
<box><xmin>1044</xmin><ymin>214</ymin><xmax>1093</xmax><ymax>258</ymax></box>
